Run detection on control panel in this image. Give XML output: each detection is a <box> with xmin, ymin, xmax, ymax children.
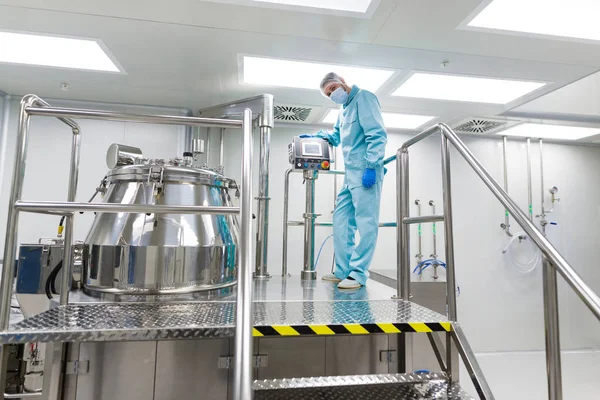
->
<box><xmin>288</xmin><ymin>136</ymin><xmax>333</xmax><ymax>171</ymax></box>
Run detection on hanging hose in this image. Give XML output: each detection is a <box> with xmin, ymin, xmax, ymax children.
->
<box><xmin>45</xmin><ymin>260</ymin><xmax>63</xmax><ymax>300</ymax></box>
<box><xmin>313</xmin><ymin>234</ymin><xmax>334</xmax><ymax>271</ymax></box>
<box><xmin>502</xmin><ymin>231</ymin><xmax>540</xmax><ymax>274</ymax></box>
<box><xmin>413</xmin><ymin>258</ymin><xmax>446</xmax><ymax>274</ymax></box>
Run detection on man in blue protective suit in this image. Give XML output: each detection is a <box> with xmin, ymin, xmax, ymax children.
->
<box><xmin>303</xmin><ymin>72</ymin><xmax>387</xmax><ymax>290</ymax></box>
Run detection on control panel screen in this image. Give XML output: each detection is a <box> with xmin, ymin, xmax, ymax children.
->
<box><xmin>302</xmin><ymin>142</ymin><xmax>323</xmax><ymax>157</ymax></box>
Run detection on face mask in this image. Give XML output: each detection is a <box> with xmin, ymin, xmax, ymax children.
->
<box><xmin>330</xmin><ymin>87</ymin><xmax>349</xmax><ymax>105</ymax></box>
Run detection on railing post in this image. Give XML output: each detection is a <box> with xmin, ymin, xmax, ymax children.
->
<box><xmin>60</xmin><ymin>128</ymin><xmax>81</xmax><ymax>305</ymax></box>
<box><xmin>254</xmin><ymin>125</ymin><xmax>271</xmax><ymax>278</ymax></box>
<box><xmin>233</xmin><ymin>108</ymin><xmax>254</xmax><ymax>400</ymax></box>
<box><xmin>543</xmin><ymin>257</ymin><xmax>563</xmax><ymax>400</ymax></box>
<box><xmin>440</xmin><ymin>134</ymin><xmax>458</xmax><ymax>383</ymax></box>
<box><xmin>396</xmin><ymin>149</ymin><xmax>411</xmax><ymax>372</ymax></box>
<box><xmin>440</xmin><ymin>135</ymin><xmax>457</xmax><ymax>321</ymax></box>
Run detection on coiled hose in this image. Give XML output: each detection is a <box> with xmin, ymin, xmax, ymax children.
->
<box><xmin>502</xmin><ymin>231</ymin><xmax>541</xmax><ymax>274</ymax></box>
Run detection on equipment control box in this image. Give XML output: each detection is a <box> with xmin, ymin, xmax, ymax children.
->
<box><xmin>288</xmin><ymin>136</ymin><xmax>333</xmax><ymax>171</ymax></box>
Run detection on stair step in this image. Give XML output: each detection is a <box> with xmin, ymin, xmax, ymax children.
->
<box><xmin>254</xmin><ymin>373</ymin><xmax>475</xmax><ymax>400</ymax></box>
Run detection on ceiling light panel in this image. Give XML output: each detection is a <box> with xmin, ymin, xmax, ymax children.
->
<box><xmin>323</xmin><ymin>109</ymin><xmax>435</xmax><ymax>129</ymax></box>
<box><xmin>243</xmin><ymin>56</ymin><xmax>394</xmax><ymax>93</ymax></box>
<box><xmin>497</xmin><ymin>123</ymin><xmax>600</xmax><ymax>140</ymax></box>
<box><xmin>0</xmin><ymin>31</ymin><xmax>120</xmax><ymax>72</ymax></box>
<box><xmin>392</xmin><ymin>72</ymin><xmax>546</xmax><ymax>104</ymax></box>
<box><xmin>247</xmin><ymin>0</ymin><xmax>373</xmax><ymax>12</ymax></box>
<box><xmin>468</xmin><ymin>0</ymin><xmax>600</xmax><ymax>41</ymax></box>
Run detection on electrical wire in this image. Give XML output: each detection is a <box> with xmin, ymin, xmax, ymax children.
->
<box><xmin>44</xmin><ymin>260</ymin><xmax>63</xmax><ymax>300</ymax></box>
<box><xmin>502</xmin><ymin>231</ymin><xmax>540</xmax><ymax>274</ymax></box>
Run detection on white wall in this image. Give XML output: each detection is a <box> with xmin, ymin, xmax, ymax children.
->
<box><xmin>0</xmin><ymin>98</ymin><xmax>186</xmax><ymax>253</ymax></box>
<box><xmin>221</xmin><ymin>124</ymin><xmax>600</xmax><ymax>354</ymax></box>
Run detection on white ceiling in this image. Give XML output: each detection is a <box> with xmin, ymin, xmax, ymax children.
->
<box><xmin>1</xmin><ymin>0</ymin><xmax>600</xmax><ymax>140</ymax></box>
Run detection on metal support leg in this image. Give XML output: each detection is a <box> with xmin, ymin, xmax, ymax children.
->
<box><xmin>543</xmin><ymin>257</ymin><xmax>563</xmax><ymax>400</ymax></box>
<box><xmin>255</xmin><ymin>126</ymin><xmax>271</xmax><ymax>278</ymax></box>
<box><xmin>426</xmin><ymin>333</ymin><xmax>447</xmax><ymax>373</ymax></box>
<box><xmin>282</xmin><ymin>169</ymin><xmax>292</xmax><ymax>277</ymax></box>
<box><xmin>452</xmin><ymin>323</ymin><xmax>495</xmax><ymax>400</ymax></box>
<box><xmin>301</xmin><ymin>170</ymin><xmax>317</xmax><ymax>280</ymax></box>
<box><xmin>233</xmin><ymin>109</ymin><xmax>254</xmax><ymax>400</ymax></box>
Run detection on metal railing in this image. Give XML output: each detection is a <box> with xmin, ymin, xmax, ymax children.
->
<box><xmin>396</xmin><ymin>123</ymin><xmax>600</xmax><ymax>400</ymax></box>
<box><xmin>0</xmin><ymin>95</ymin><xmax>254</xmax><ymax>400</ymax></box>
<box><xmin>281</xmin><ymin>168</ymin><xmax>398</xmax><ymax>277</ymax></box>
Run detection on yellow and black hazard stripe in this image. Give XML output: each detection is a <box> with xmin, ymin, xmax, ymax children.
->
<box><xmin>252</xmin><ymin>322</ymin><xmax>452</xmax><ymax>337</ymax></box>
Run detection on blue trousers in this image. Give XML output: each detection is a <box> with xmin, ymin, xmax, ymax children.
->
<box><xmin>332</xmin><ymin>182</ymin><xmax>382</xmax><ymax>285</ymax></box>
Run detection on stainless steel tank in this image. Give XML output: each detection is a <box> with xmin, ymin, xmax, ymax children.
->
<box><xmin>83</xmin><ymin>149</ymin><xmax>239</xmax><ymax>296</ymax></box>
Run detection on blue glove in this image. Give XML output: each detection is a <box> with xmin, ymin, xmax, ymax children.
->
<box><xmin>362</xmin><ymin>168</ymin><xmax>377</xmax><ymax>188</ymax></box>
<box><xmin>299</xmin><ymin>134</ymin><xmax>314</xmax><ymax>138</ymax></box>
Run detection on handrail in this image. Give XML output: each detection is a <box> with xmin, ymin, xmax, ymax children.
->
<box><xmin>400</xmin><ymin>123</ymin><xmax>600</xmax><ymax>321</ymax></box>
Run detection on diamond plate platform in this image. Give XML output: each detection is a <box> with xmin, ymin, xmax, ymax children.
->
<box><xmin>0</xmin><ymin>300</ymin><xmax>449</xmax><ymax>343</ymax></box>
<box><xmin>254</xmin><ymin>373</ymin><xmax>475</xmax><ymax>400</ymax></box>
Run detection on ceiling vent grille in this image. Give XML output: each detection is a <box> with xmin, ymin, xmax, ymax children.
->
<box><xmin>453</xmin><ymin>118</ymin><xmax>509</xmax><ymax>134</ymax></box>
<box><xmin>274</xmin><ymin>105</ymin><xmax>312</xmax><ymax>122</ymax></box>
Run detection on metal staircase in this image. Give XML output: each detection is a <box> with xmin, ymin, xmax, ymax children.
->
<box><xmin>1</xmin><ymin>97</ymin><xmax>600</xmax><ymax>400</ymax></box>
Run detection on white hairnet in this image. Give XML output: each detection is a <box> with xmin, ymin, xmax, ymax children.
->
<box><xmin>320</xmin><ymin>72</ymin><xmax>344</xmax><ymax>96</ymax></box>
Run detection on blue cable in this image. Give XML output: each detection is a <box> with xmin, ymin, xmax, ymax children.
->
<box><xmin>313</xmin><ymin>234</ymin><xmax>334</xmax><ymax>271</ymax></box>
<box><xmin>413</xmin><ymin>259</ymin><xmax>446</xmax><ymax>274</ymax></box>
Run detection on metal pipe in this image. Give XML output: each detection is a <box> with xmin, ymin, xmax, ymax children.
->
<box><xmin>430</xmin><ymin>201</ymin><xmax>437</xmax><ymax>258</ymax></box>
<box><xmin>451</xmin><ymin>323</ymin><xmax>495</xmax><ymax>400</ymax></box>
<box><xmin>415</xmin><ymin>200</ymin><xmax>423</xmax><ymax>264</ymax></box>
<box><xmin>290</xmin><ymin>168</ymin><xmax>345</xmax><ymax>176</ymax></box>
<box><xmin>60</xmin><ymin>129</ymin><xmax>81</xmax><ymax>305</ymax></box>
<box><xmin>441</xmin><ymin>135</ymin><xmax>458</xmax><ymax>322</ymax></box>
<box><xmin>400</xmin><ymin>124</ymin><xmax>442</xmax><ymax>151</ymax></box>
<box><xmin>0</xmin><ymin>96</ymin><xmax>35</xmax><ymax>331</ymax></box>
<box><xmin>24</xmin><ymin>106</ymin><xmax>242</xmax><ymax>128</ymax></box>
<box><xmin>543</xmin><ymin>257</ymin><xmax>563</xmax><ymax>400</ymax></box>
<box><xmin>255</xmin><ymin>126</ymin><xmax>271</xmax><ymax>278</ymax></box>
<box><xmin>206</xmin><ymin>128</ymin><xmax>211</xmax><ymax>166</ymax></box>
<box><xmin>233</xmin><ymin>108</ymin><xmax>254</xmax><ymax>400</ymax></box>
<box><xmin>438</xmin><ymin>124</ymin><xmax>600</xmax><ymax>321</ymax></box>
<box><xmin>184</xmin><ymin>109</ymin><xmax>193</xmax><ymax>153</ymax></box>
<box><xmin>502</xmin><ymin>136</ymin><xmax>512</xmax><ymax>237</ymax></box>
<box><xmin>397</xmin><ymin>149</ymin><xmax>410</xmax><ymax>301</ymax></box>
<box><xmin>527</xmin><ymin>138</ymin><xmax>533</xmax><ymax>222</ymax></box>
<box><xmin>383</xmin><ymin>155</ymin><xmax>397</xmax><ymax>165</ymax></box>
<box><xmin>540</xmin><ymin>139</ymin><xmax>546</xmax><ymax>235</ymax></box>
<box><xmin>403</xmin><ymin>215</ymin><xmax>444</xmax><ymax>225</ymax></box>
<box><xmin>0</xmin><ymin>95</ymin><xmax>11</xmax><ymax>197</ymax></box>
<box><xmin>301</xmin><ymin>170</ymin><xmax>317</xmax><ymax>280</ymax></box>
<box><xmin>282</xmin><ymin>169</ymin><xmax>292</xmax><ymax>277</ymax></box>
<box><xmin>288</xmin><ymin>221</ymin><xmax>396</xmax><ymax>228</ymax></box>
<box><xmin>14</xmin><ymin>201</ymin><xmax>240</xmax><ymax>215</ymax></box>
<box><xmin>3</xmin><ymin>393</ymin><xmax>42</xmax><ymax>398</ymax></box>
<box><xmin>219</xmin><ymin>128</ymin><xmax>225</xmax><ymax>167</ymax></box>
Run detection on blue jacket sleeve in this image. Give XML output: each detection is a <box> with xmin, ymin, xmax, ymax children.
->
<box><xmin>357</xmin><ymin>92</ymin><xmax>387</xmax><ymax>169</ymax></box>
<box><xmin>315</xmin><ymin>116</ymin><xmax>341</xmax><ymax>147</ymax></box>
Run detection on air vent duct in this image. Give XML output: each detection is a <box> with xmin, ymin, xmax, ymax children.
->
<box><xmin>453</xmin><ymin>118</ymin><xmax>508</xmax><ymax>134</ymax></box>
<box><xmin>274</xmin><ymin>105</ymin><xmax>312</xmax><ymax>123</ymax></box>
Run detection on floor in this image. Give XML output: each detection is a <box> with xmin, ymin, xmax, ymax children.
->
<box><xmin>460</xmin><ymin>350</ymin><xmax>600</xmax><ymax>399</ymax></box>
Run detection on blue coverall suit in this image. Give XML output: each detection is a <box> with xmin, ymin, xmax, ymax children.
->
<box><xmin>318</xmin><ymin>85</ymin><xmax>387</xmax><ymax>285</ymax></box>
